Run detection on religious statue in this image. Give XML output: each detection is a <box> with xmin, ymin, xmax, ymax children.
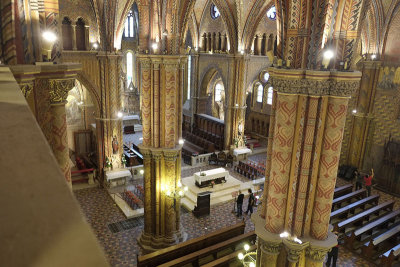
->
<box><xmin>112</xmin><ymin>136</ymin><xmax>118</xmax><ymax>154</ymax></box>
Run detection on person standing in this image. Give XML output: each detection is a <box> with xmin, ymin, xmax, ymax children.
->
<box><xmin>245</xmin><ymin>189</ymin><xmax>255</xmax><ymax>215</ymax></box>
<box><xmin>364</xmin><ymin>168</ymin><xmax>374</xmax><ymax>197</ymax></box>
<box><xmin>326</xmin><ymin>234</ymin><xmax>339</xmax><ymax>267</ymax></box>
<box><xmin>354</xmin><ymin>170</ymin><xmax>363</xmax><ymax>191</ymax></box>
<box><xmin>236</xmin><ymin>190</ymin><xmax>244</xmax><ymax>217</ymax></box>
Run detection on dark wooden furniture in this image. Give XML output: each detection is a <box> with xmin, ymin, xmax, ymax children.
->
<box><xmin>345</xmin><ymin>209</ymin><xmax>400</xmax><ymax>249</ymax></box>
<box><xmin>201</xmin><ymin>244</ymin><xmax>257</xmax><ymax>267</ymax></box>
<box><xmin>380</xmin><ymin>243</ymin><xmax>400</xmax><ymax>267</ymax></box>
<box><xmin>234</xmin><ymin>161</ymin><xmax>263</xmax><ymax>179</ymax></box>
<box><xmin>331</xmin><ymin>189</ymin><xmax>366</xmax><ymax>210</ymax></box>
<box><xmin>123</xmin><ymin>144</ymin><xmax>143</xmax><ymax>166</ymax></box>
<box><xmin>330</xmin><ymin>195</ymin><xmax>380</xmax><ymax>221</ymax></box>
<box><xmin>123</xmin><ymin>125</ymin><xmax>135</xmax><ymax>134</ymax></box>
<box><xmin>193</xmin><ymin>191</ymin><xmax>211</xmax><ymax>217</ymax></box>
<box><xmin>362</xmin><ymin>224</ymin><xmax>400</xmax><ymax>258</ymax></box>
<box><xmin>193</xmin><ymin>113</ymin><xmax>225</xmax><ymax>151</ymax></box>
<box><xmin>137</xmin><ymin>222</ymin><xmax>246</xmax><ymax>267</ymax></box>
<box><xmin>208</xmin><ymin>153</ymin><xmax>218</xmax><ymax>165</ymax></box>
<box><xmin>158</xmin><ymin>231</ymin><xmax>257</xmax><ymax>267</ymax></box>
<box><xmin>335</xmin><ymin>200</ymin><xmax>394</xmax><ymax>233</ymax></box>
<box><xmin>333</xmin><ymin>184</ymin><xmax>353</xmax><ymax>198</ymax></box>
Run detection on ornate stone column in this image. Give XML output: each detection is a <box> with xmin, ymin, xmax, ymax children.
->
<box><xmin>49</xmin><ymin>78</ymin><xmax>76</xmax><ymax>187</ymax></box>
<box><xmin>138</xmin><ymin>55</ymin><xmax>187</xmax><ymax>251</ymax></box>
<box><xmin>71</xmin><ymin>24</ymin><xmax>77</xmax><ymax>51</ymax></box>
<box><xmin>253</xmin><ymin>68</ymin><xmax>361</xmax><ymax>267</ymax></box>
<box><xmin>224</xmin><ymin>55</ymin><xmax>249</xmax><ymax>149</ymax></box>
<box><xmin>346</xmin><ymin>61</ymin><xmax>381</xmax><ymax>169</ymax></box>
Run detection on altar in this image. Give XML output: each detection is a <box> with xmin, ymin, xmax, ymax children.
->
<box><xmin>233</xmin><ymin>147</ymin><xmax>252</xmax><ymax>161</ymax></box>
<box><xmin>194</xmin><ymin>168</ymin><xmax>229</xmax><ymax>188</ymax></box>
<box><xmin>105</xmin><ymin>169</ymin><xmax>131</xmax><ymax>188</ymax></box>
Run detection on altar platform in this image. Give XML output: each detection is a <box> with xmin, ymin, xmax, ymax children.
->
<box><xmin>181</xmin><ymin>172</ymin><xmax>264</xmax><ymax>211</ymax></box>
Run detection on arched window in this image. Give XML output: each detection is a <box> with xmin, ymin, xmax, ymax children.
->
<box><xmin>256</xmin><ymin>84</ymin><xmax>263</xmax><ymax>103</ymax></box>
<box><xmin>267</xmin><ymin>86</ymin><xmax>273</xmax><ymax>105</ymax></box>
<box><xmin>187</xmin><ymin>55</ymin><xmax>191</xmax><ymax>100</ymax></box>
<box><xmin>211</xmin><ymin>4</ymin><xmax>220</xmax><ymax>19</ymax></box>
<box><xmin>215</xmin><ymin>82</ymin><xmax>223</xmax><ymax>101</ymax></box>
<box><xmin>267</xmin><ymin>6</ymin><xmax>277</xmax><ymax>21</ymax></box>
<box><xmin>126</xmin><ymin>52</ymin><xmax>133</xmax><ymax>87</ymax></box>
<box><xmin>124</xmin><ymin>10</ymin><xmax>135</xmax><ymax>38</ymax></box>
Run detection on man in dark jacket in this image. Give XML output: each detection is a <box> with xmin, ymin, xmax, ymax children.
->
<box><xmin>245</xmin><ymin>189</ymin><xmax>255</xmax><ymax>215</ymax></box>
<box><xmin>236</xmin><ymin>190</ymin><xmax>244</xmax><ymax>217</ymax></box>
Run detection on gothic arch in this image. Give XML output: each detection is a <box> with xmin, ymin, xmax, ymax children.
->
<box><xmin>199</xmin><ymin>64</ymin><xmax>227</xmax><ymax>97</ymax></box>
<box><xmin>76</xmin><ymin>72</ymin><xmax>101</xmax><ymax>117</ymax></box>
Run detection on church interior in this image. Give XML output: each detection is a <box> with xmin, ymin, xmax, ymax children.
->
<box><xmin>3</xmin><ymin>0</ymin><xmax>400</xmax><ymax>266</ymax></box>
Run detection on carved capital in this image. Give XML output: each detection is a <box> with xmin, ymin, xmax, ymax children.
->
<box><xmin>283</xmin><ymin>239</ymin><xmax>309</xmax><ymax>263</ymax></box>
<box><xmin>152</xmin><ymin>151</ymin><xmax>162</xmax><ymax>161</ymax></box>
<box><xmin>19</xmin><ymin>82</ymin><xmax>34</xmax><ymax>98</ymax></box>
<box><xmin>49</xmin><ymin>79</ymin><xmax>75</xmax><ymax>103</ymax></box>
<box><xmin>163</xmin><ymin>150</ymin><xmax>179</xmax><ymax>161</ymax></box>
<box><xmin>260</xmin><ymin>239</ymin><xmax>282</xmax><ymax>255</ymax></box>
<box><xmin>270</xmin><ymin>76</ymin><xmax>360</xmax><ymax>97</ymax></box>
<box><xmin>140</xmin><ymin>59</ymin><xmax>151</xmax><ymax>69</ymax></box>
<box><xmin>141</xmin><ymin>150</ymin><xmax>152</xmax><ymax>160</ymax></box>
<box><xmin>305</xmin><ymin>246</ymin><xmax>331</xmax><ymax>262</ymax></box>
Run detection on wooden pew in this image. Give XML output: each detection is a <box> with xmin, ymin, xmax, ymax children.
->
<box><xmin>158</xmin><ymin>231</ymin><xmax>257</xmax><ymax>267</ymax></box>
<box><xmin>362</xmin><ymin>224</ymin><xmax>400</xmax><ymax>258</ymax></box>
<box><xmin>331</xmin><ymin>189</ymin><xmax>366</xmax><ymax>210</ymax></box>
<box><xmin>137</xmin><ymin>222</ymin><xmax>246</xmax><ymax>267</ymax></box>
<box><xmin>333</xmin><ymin>184</ymin><xmax>353</xmax><ymax>198</ymax></box>
<box><xmin>201</xmin><ymin>244</ymin><xmax>257</xmax><ymax>267</ymax></box>
<box><xmin>345</xmin><ymin>209</ymin><xmax>400</xmax><ymax>249</ymax></box>
<box><xmin>380</xmin><ymin>243</ymin><xmax>400</xmax><ymax>267</ymax></box>
<box><xmin>335</xmin><ymin>200</ymin><xmax>394</xmax><ymax>233</ymax></box>
<box><xmin>330</xmin><ymin>195</ymin><xmax>379</xmax><ymax>221</ymax></box>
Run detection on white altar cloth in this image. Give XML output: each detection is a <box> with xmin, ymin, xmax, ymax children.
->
<box><xmin>233</xmin><ymin>148</ymin><xmax>252</xmax><ymax>156</ymax></box>
<box><xmin>194</xmin><ymin>168</ymin><xmax>229</xmax><ymax>185</ymax></box>
<box><xmin>105</xmin><ymin>169</ymin><xmax>131</xmax><ymax>188</ymax></box>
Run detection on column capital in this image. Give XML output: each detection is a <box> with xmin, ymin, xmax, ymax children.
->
<box><xmin>269</xmin><ymin>67</ymin><xmax>361</xmax><ymax>97</ymax></box>
<box><xmin>163</xmin><ymin>149</ymin><xmax>180</xmax><ymax>161</ymax></box>
<box><xmin>305</xmin><ymin>246</ymin><xmax>331</xmax><ymax>262</ymax></box>
<box><xmin>152</xmin><ymin>151</ymin><xmax>163</xmax><ymax>160</ymax></box>
<box><xmin>283</xmin><ymin>239</ymin><xmax>309</xmax><ymax>263</ymax></box>
<box><xmin>259</xmin><ymin>239</ymin><xmax>282</xmax><ymax>255</ymax></box>
<box><xmin>19</xmin><ymin>82</ymin><xmax>34</xmax><ymax>98</ymax></box>
<box><xmin>49</xmin><ymin>78</ymin><xmax>76</xmax><ymax>104</ymax></box>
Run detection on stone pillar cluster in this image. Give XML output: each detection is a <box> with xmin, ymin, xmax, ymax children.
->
<box><xmin>346</xmin><ymin>61</ymin><xmax>381</xmax><ymax>169</ymax></box>
<box><xmin>201</xmin><ymin>32</ymin><xmax>228</xmax><ymax>53</ymax></box>
<box><xmin>138</xmin><ymin>55</ymin><xmax>187</xmax><ymax>251</ymax></box>
<box><xmin>254</xmin><ymin>67</ymin><xmax>361</xmax><ymax>267</ymax></box>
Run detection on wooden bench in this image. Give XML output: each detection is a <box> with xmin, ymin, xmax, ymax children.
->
<box><xmin>362</xmin><ymin>224</ymin><xmax>400</xmax><ymax>258</ymax></box>
<box><xmin>380</xmin><ymin>243</ymin><xmax>400</xmax><ymax>267</ymax></box>
<box><xmin>335</xmin><ymin>200</ymin><xmax>394</xmax><ymax>233</ymax></box>
<box><xmin>345</xmin><ymin>208</ymin><xmax>400</xmax><ymax>249</ymax></box>
<box><xmin>330</xmin><ymin>195</ymin><xmax>379</xmax><ymax>221</ymax></box>
<box><xmin>331</xmin><ymin>189</ymin><xmax>366</xmax><ymax>210</ymax></box>
<box><xmin>333</xmin><ymin>184</ymin><xmax>353</xmax><ymax>198</ymax></box>
<box><xmin>137</xmin><ymin>222</ymin><xmax>246</xmax><ymax>267</ymax></box>
<box><xmin>158</xmin><ymin>231</ymin><xmax>257</xmax><ymax>267</ymax></box>
<box><xmin>201</xmin><ymin>244</ymin><xmax>257</xmax><ymax>267</ymax></box>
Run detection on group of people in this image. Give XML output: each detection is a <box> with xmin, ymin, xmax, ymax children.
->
<box><xmin>236</xmin><ymin>189</ymin><xmax>255</xmax><ymax>217</ymax></box>
<box><xmin>353</xmin><ymin>168</ymin><xmax>374</xmax><ymax>196</ymax></box>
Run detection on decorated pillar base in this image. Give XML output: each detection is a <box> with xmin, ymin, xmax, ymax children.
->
<box><xmin>252</xmin><ymin>211</ymin><xmax>337</xmax><ymax>267</ymax></box>
<box><xmin>138</xmin><ymin>228</ymin><xmax>187</xmax><ymax>252</ymax></box>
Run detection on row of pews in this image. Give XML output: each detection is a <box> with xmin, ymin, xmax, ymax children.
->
<box><xmin>234</xmin><ymin>161</ymin><xmax>264</xmax><ymax>180</ymax></box>
<box><xmin>330</xmin><ymin>184</ymin><xmax>400</xmax><ymax>266</ymax></box>
<box><xmin>120</xmin><ymin>189</ymin><xmax>143</xmax><ymax>210</ymax></box>
<box><xmin>137</xmin><ymin>222</ymin><xmax>256</xmax><ymax>267</ymax></box>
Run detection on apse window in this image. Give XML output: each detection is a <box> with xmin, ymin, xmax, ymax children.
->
<box><xmin>211</xmin><ymin>4</ymin><xmax>220</xmax><ymax>19</ymax></box>
<box><xmin>263</xmin><ymin>72</ymin><xmax>270</xmax><ymax>83</ymax></box>
<box><xmin>124</xmin><ymin>10</ymin><xmax>135</xmax><ymax>38</ymax></box>
<box><xmin>267</xmin><ymin>6</ymin><xmax>277</xmax><ymax>21</ymax></box>
<box><xmin>267</xmin><ymin>86</ymin><xmax>273</xmax><ymax>105</ymax></box>
<box><xmin>215</xmin><ymin>82</ymin><xmax>223</xmax><ymax>101</ymax></box>
<box><xmin>257</xmin><ymin>84</ymin><xmax>263</xmax><ymax>103</ymax></box>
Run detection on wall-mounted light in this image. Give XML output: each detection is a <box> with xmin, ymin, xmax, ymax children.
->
<box><xmin>352</xmin><ymin>109</ymin><xmax>357</xmax><ymax>114</ymax></box>
<box><xmin>179</xmin><ymin>139</ymin><xmax>185</xmax><ymax>145</ymax></box>
<box><xmin>322</xmin><ymin>50</ymin><xmax>334</xmax><ymax>69</ymax></box>
<box><xmin>237</xmin><ymin>243</ymin><xmax>256</xmax><ymax>267</ymax></box>
<box><xmin>240</xmin><ymin>50</ymin><xmax>245</xmax><ymax>55</ymax></box>
<box><xmin>152</xmin><ymin>42</ymin><xmax>159</xmax><ymax>51</ymax></box>
<box><xmin>139</xmin><ymin>169</ymin><xmax>144</xmax><ymax>175</ymax></box>
<box><xmin>42</xmin><ymin>30</ymin><xmax>57</xmax><ymax>61</ymax></box>
<box><xmin>92</xmin><ymin>42</ymin><xmax>99</xmax><ymax>50</ymax></box>
<box><xmin>371</xmin><ymin>54</ymin><xmax>377</xmax><ymax>60</ymax></box>
<box><xmin>117</xmin><ymin>111</ymin><xmax>123</xmax><ymax>118</ymax></box>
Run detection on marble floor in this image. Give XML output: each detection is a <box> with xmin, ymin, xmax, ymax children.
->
<box><xmin>73</xmin><ymin>160</ymin><xmax>395</xmax><ymax>266</ymax></box>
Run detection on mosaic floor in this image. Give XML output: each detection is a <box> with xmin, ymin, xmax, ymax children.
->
<box><xmin>74</xmin><ymin>158</ymin><xmax>398</xmax><ymax>266</ymax></box>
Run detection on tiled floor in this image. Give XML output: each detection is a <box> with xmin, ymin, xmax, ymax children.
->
<box><xmin>74</xmin><ymin>159</ymin><xmax>396</xmax><ymax>267</ymax></box>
